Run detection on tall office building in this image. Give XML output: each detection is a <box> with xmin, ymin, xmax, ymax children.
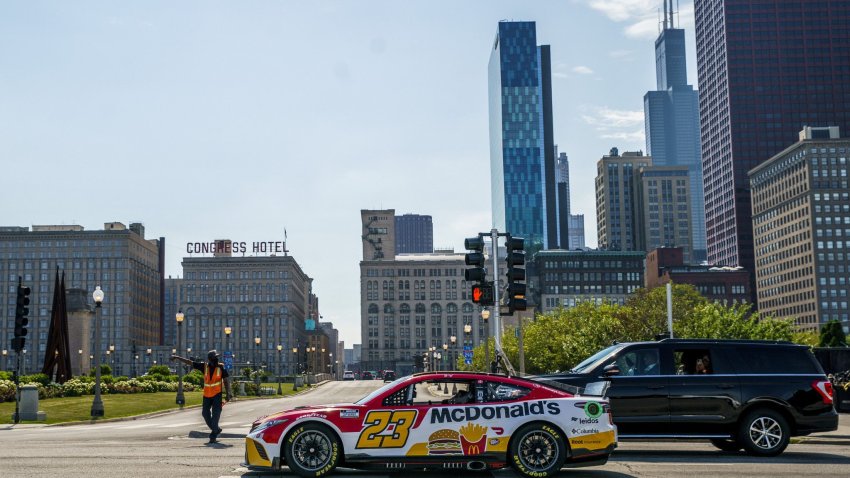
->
<box><xmin>568</xmin><ymin>214</ymin><xmax>586</xmax><ymax>250</ymax></box>
<box><xmin>750</xmin><ymin>127</ymin><xmax>849</xmax><ymax>332</ymax></box>
<box><xmin>644</xmin><ymin>1</ymin><xmax>706</xmax><ymax>262</ymax></box>
<box><xmin>360</xmin><ymin>210</ymin><xmax>484</xmax><ymax>376</ymax></box>
<box><xmin>395</xmin><ymin>214</ymin><xmax>433</xmax><ymax>254</ymax></box>
<box><xmin>695</xmin><ymin>0</ymin><xmax>850</xmax><ymax>271</ymax></box>
<box><xmin>488</xmin><ymin>21</ymin><xmax>559</xmax><ymax>249</ymax></box>
<box><xmin>0</xmin><ymin>222</ymin><xmax>163</xmax><ymax>375</ymax></box>
<box><xmin>177</xmin><ymin>243</ymin><xmax>312</xmax><ymax>374</ymax></box>
<box><xmin>556</xmin><ymin>151</ymin><xmax>571</xmax><ymax>249</ymax></box>
<box><xmin>638</xmin><ymin>166</ymin><xmax>693</xmax><ymax>263</ymax></box>
<box><xmin>595</xmin><ymin>149</ymin><xmax>652</xmax><ymax>252</ymax></box>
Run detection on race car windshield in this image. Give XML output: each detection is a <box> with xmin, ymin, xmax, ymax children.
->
<box><xmin>354</xmin><ymin>378</ymin><xmax>405</xmax><ymax>405</ymax></box>
<box><xmin>571</xmin><ymin>344</ymin><xmax>621</xmax><ymax>373</ymax></box>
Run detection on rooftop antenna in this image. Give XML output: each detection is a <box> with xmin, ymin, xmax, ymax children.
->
<box><xmin>658</xmin><ymin>7</ymin><xmax>661</xmax><ymax>34</ymax></box>
<box><xmin>663</xmin><ymin>0</ymin><xmax>668</xmax><ymax>30</ymax></box>
<box><xmin>676</xmin><ymin>0</ymin><xmax>680</xmax><ymax>28</ymax></box>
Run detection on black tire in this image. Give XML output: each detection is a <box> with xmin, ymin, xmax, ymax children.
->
<box><xmin>709</xmin><ymin>438</ymin><xmax>742</xmax><ymax>452</ymax></box>
<box><xmin>738</xmin><ymin>409</ymin><xmax>790</xmax><ymax>457</ymax></box>
<box><xmin>509</xmin><ymin>423</ymin><xmax>568</xmax><ymax>478</ymax></box>
<box><xmin>283</xmin><ymin>423</ymin><xmax>341</xmax><ymax>478</ymax></box>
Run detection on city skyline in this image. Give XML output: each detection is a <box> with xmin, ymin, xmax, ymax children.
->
<box><xmin>2</xmin><ymin>2</ymin><xmax>701</xmax><ymax>345</ymax></box>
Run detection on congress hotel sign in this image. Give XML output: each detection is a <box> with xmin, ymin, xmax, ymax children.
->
<box><xmin>186</xmin><ymin>239</ymin><xmax>287</xmax><ymax>255</ymax></box>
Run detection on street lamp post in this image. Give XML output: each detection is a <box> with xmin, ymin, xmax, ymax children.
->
<box><xmin>481</xmin><ymin>308</ymin><xmax>491</xmax><ymax>372</ymax></box>
<box><xmin>2</xmin><ymin>349</ymin><xmax>6</xmax><ymax>371</ymax></box>
<box><xmin>224</xmin><ymin>325</ymin><xmax>232</xmax><ymax>353</ymax></box>
<box><xmin>450</xmin><ymin>335</ymin><xmax>456</xmax><ymax>370</ymax></box>
<box><xmin>175</xmin><ymin>310</ymin><xmax>185</xmax><ymax>406</ymax></box>
<box><xmin>442</xmin><ymin>343</ymin><xmax>448</xmax><ymax>371</ymax></box>
<box><xmin>78</xmin><ymin>349</ymin><xmax>83</xmax><ymax>376</ymax></box>
<box><xmin>292</xmin><ymin>346</ymin><xmax>299</xmax><ymax>391</ymax></box>
<box><xmin>146</xmin><ymin>348</ymin><xmax>151</xmax><ymax>371</ymax></box>
<box><xmin>254</xmin><ymin>337</ymin><xmax>261</xmax><ymax>393</ymax></box>
<box><xmin>329</xmin><ymin>353</ymin><xmax>334</xmax><ymax>380</ymax></box>
<box><xmin>91</xmin><ymin>286</ymin><xmax>105</xmax><ymax>418</ymax></box>
<box><xmin>276</xmin><ymin>345</ymin><xmax>283</xmax><ymax>395</ymax></box>
<box><xmin>109</xmin><ymin>344</ymin><xmax>115</xmax><ymax>373</ymax></box>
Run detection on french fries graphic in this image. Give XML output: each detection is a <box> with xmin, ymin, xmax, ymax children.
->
<box><xmin>459</xmin><ymin>423</ymin><xmax>488</xmax><ymax>455</ymax></box>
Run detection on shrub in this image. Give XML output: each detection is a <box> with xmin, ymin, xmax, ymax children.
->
<box><xmin>20</xmin><ymin>373</ymin><xmax>50</xmax><ymax>387</ymax></box>
<box><xmin>185</xmin><ymin>369</ymin><xmax>204</xmax><ymax>386</ymax></box>
<box><xmin>0</xmin><ymin>379</ymin><xmax>16</xmax><ymax>402</ymax></box>
<box><xmin>0</xmin><ymin>371</ymin><xmax>12</xmax><ymax>381</ymax></box>
<box><xmin>61</xmin><ymin>378</ymin><xmax>95</xmax><ymax>397</ymax></box>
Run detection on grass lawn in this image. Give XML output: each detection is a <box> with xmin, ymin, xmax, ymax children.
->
<box><xmin>0</xmin><ymin>382</ymin><xmax>303</xmax><ymax>425</ymax></box>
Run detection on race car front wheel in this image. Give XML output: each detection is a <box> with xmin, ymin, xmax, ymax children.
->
<box><xmin>509</xmin><ymin>423</ymin><xmax>567</xmax><ymax>478</ymax></box>
<box><xmin>284</xmin><ymin>423</ymin><xmax>341</xmax><ymax>478</ymax></box>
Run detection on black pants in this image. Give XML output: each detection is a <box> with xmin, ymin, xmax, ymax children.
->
<box><xmin>202</xmin><ymin>394</ymin><xmax>222</xmax><ymax>435</ymax></box>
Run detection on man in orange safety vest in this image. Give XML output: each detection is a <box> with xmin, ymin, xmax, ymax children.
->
<box><xmin>171</xmin><ymin>350</ymin><xmax>232</xmax><ymax>443</ymax></box>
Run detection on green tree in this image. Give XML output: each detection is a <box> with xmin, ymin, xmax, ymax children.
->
<box><xmin>675</xmin><ymin>302</ymin><xmax>794</xmax><ymax>341</ymax></box>
<box><xmin>819</xmin><ymin>320</ymin><xmax>848</xmax><ymax>347</ymax></box>
<box><xmin>793</xmin><ymin>330</ymin><xmax>819</xmax><ymax>347</ymax></box>
<box><xmin>88</xmin><ymin>364</ymin><xmax>112</xmax><ymax>377</ymax></box>
<box><xmin>622</xmin><ymin>284</ymin><xmax>709</xmax><ymax>341</ymax></box>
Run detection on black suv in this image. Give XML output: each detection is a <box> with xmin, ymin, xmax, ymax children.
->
<box><xmin>538</xmin><ymin>339</ymin><xmax>837</xmax><ymax>456</ymax></box>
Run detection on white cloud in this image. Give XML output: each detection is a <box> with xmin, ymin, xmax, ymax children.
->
<box><xmin>600</xmin><ymin>129</ymin><xmax>646</xmax><ymax>142</ymax></box>
<box><xmin>582</xmin><ymin>106</ymin><xmax>644</xmax><ymax>128</ymax></box>
<box><xmin>584</xmin><ymin>0</ymin><xmax>695</xmax><ymax>39</ymax></box>
<box><xmin>572</xmin><ymin>65</ymin><xmax>594</xmax><ymax>75</ymax></box>
<box><xmin>581</xmin><ymin>106</ymin><xmax>646</xmax><ymax>145</ymax></box>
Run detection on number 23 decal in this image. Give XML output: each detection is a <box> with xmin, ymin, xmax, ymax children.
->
<box><xmin>355</xmin><ymin>410</ymin><xmax>417</xmax><ymax>449</ymax></box>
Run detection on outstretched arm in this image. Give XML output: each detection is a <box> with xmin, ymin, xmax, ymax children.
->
<box><xmin>170</xmin><ymin>354</ymin><xmax>193</xmax><ymax>367</ymax></box>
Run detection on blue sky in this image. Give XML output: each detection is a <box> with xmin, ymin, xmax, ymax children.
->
<box><xmin>1</xmin><ymin>1</ymin><xmax>698</xmax><ymax>345</ymax></box>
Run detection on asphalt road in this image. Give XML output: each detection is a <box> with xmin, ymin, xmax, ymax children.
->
<box><xmin>1</xmin><ymin>380</ymin><xmax>848</xmax><ymax>478</ymax></box>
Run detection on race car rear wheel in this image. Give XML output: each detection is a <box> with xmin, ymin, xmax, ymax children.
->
<box><xmin>509</xmin><ymin>423</ymin><xmax>567</xmax><ymax>478</ymax></box>
<box><xmin>283</xmin><ymin>423</ymin><xmax>341</xmax><ymax>478</ymax></box>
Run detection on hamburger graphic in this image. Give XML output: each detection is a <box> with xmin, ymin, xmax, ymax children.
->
<box><xmin>427</xmin><ymin>429</ymin><xmax>462</xmax><ymax>455</ymax></box>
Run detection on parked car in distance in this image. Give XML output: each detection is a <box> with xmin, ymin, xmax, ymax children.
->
<box><xmin>537</xmin><ymin>338</ymin><xmax>838</xmax><ymax>456</ymax></box>
<box><xmin>382</xmin><ymin>370</ymin><xmax>397</xmax><ymax>382</ymax></box>
<box><xmin>343</xmin><ymin>370</ymin><xmax>355</xmax><ymax>381</ymax></box>
<box><xmin>245</xmin><ymin>371</ymin><xmax>617</xmax><ymax>478</ymax></box>
<box><xmin>361</xmin><ymin>371</ymin><xmax>374</xmax><ymax>380</ymax></box>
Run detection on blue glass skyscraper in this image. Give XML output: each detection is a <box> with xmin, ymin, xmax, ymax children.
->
<box><xmin>488</xmin><ymin>21</ymin><xmax>558</xmax><ymax>249</ymax></box>
<box><xmin>643</xmin><ymin>2</ymin><xmax>706</xmax><ymax>262</ymax></box>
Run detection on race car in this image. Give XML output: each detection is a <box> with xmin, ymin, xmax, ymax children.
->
<box><xmin>244</xmin><ymin>371</ymin><xmax>617</xmax><ymax>478</ymax></box>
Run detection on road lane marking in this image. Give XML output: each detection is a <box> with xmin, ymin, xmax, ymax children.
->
<box><xmin>119</xmin><ymin>423</ymin><xmax>158</xmax><ymax>429</ymax></box>
<box><xmin>161</xmin><ymin>422</ymin><xmax>200</xmax><ymax>428</ymax></box>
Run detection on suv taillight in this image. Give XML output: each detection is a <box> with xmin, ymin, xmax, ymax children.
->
<box><xmin>812</xmin><ymin>380</ymin><xmax>834</xmax><ymax>405</ymax></box>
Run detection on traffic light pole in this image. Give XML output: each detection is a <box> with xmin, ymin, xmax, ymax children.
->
<box><xmin>13</xmin><ymin>351</ymin><xmax>21</xmax><ymax>424</ymax></box>
<box><xmin>489</xmin><ymin>229</ymin><xmax>501</xmax><ymax>373</ymax></box>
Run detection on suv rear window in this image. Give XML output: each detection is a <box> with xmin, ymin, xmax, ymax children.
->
<box><xmin>731</xmin><ymin>346</ymin><xmax>820</xmax><ymax>374</ymax></box>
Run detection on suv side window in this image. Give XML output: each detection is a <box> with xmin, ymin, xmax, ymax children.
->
<box><xmin>674</xmin><ymin>348</ymin><xmax>723</xmax><ymax>375</ymax></box>
<box><xmin>616</xmin><ymin>348</ymin><xmax>660</xmax><ymax>376</ymax></box>
<box><xmin>732</xmin><ymin>346</ymin><xmax>819</xmax><ymax>374</ymax></box>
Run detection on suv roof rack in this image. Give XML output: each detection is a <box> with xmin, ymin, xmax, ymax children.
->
<box><xmin>657</xmin><ymin>338</ymin><xmax>794</xmax><ymax>345</ymax></box>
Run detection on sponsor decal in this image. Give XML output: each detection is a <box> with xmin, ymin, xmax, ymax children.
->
<box><xmin>340</xmin><ymin>409</ymin><xmax>360</xmax><ymax>419</ymax></box>
<box><xmin>296</xmin><ymin>413</ymin><xmax>328</xmax><ymax>421</ymax></box>
<box><xmin>430</xmin><ymin>401</ymin><xmax>560</xmax><ymax>424</ymax></box>
<box><xmin>572</xmin><ymin>428</ymin><xmax>600</xmax><ymax>435</ymax></box>
<box><xmin>584</xmin><ymin>401</ymin><xmax>604</xmax><ymax>419</ymax></box>
<box><xmin>571</xmin><ymin>416</ymin><xmax>599</xmax><ymax>424</ymax></box>
<box><xmin>489</xmin><ymin>438</ymin><xmax>500</xmax><ymax>446</ymax></box>
<box><xmin>491</xmin><ymin>426</ymin><xmax>505</xmax><ymax>435</ymax></box>
<box><xmin>427</xmin><ymin>429</ymin><xmax>463</xmax><ymax>455</ymax></box>
<box><xmin>459</xmin><ymin>423</ymin><xmax>487</xmax><ymax>455</ymax></box>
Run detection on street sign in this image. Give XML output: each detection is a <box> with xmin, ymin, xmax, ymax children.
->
<box><xmin>223</xmin><ymin>351</ymin><xmax>233</xmax><ymax>371</ymax></box>
<box><xmin>463</xmin><ymin>350</ymin><xmax>473</xmax><ymax>365</ymax></box>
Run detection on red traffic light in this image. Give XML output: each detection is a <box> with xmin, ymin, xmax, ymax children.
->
<box><xmin>472</xmin><ymin>285</ymin><xmax>483</xmax><ymax>303</ymax></box>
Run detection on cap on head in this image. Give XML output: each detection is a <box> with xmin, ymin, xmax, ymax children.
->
<box><xmin>208</xmin><ymin>350</ymin><xmax>220</xmax><ymax>360</ymax></box>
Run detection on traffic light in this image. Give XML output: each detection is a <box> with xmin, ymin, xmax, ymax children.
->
<box><xmin>13</xmin><ymin>285</ymin><xmax>31</xmax><ymax>352</ymax></box>
<box><xmin>464</xmin><ymin>237</ymin><xmax>486</xmax><ymax>283</ymax></box>
<box><xmin>504</xmin><ymin>235</ymin><xmax>527</xmax><ymax>314</ymax></box>
<box><xmin>471</xmin><ymin>282</ymin><xmax>494</xmax><ymax>306</ymax></box>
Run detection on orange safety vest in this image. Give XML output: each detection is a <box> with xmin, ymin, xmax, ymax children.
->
<box><xmin>203</xmin><ymin>364</ymin><xmax>223</xmax><ymax>398</ymax></box>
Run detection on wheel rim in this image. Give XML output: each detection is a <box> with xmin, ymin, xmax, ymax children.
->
<box><xmin>291</xmin><ymin>430</ymin><xmax>333</xmax><ymax>471</ymax></box>
<box><xmin>748</xmin><ymin>416</ymin><xmax>782</xmax><ymax>450</ymax></box>
<box><xmin>517</xmin><ymin>430</ymin><xmax>559</xmax><ymax>472</ymax></box>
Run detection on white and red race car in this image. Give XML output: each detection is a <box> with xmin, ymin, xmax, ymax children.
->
<box><xmin>245</xmin><ymin>371</ymin><xmax>616</xmax><ymax>477</ymax></box>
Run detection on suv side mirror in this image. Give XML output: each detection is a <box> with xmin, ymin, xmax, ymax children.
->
<box><xmin>602</xmin><ymin>363</ymin><xmax>620</xmax><ymax>377</ymax></box>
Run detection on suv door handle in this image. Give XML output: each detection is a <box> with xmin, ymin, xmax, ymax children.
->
<box><xmin>647</xmin><ymin>384</ymin><xmax>665</xmax><ymax>390</ymax></box>
<box><xmin>717</xmin><ymin>384</ymin><xmax>735</xmax><ymax>389</ymax></box>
